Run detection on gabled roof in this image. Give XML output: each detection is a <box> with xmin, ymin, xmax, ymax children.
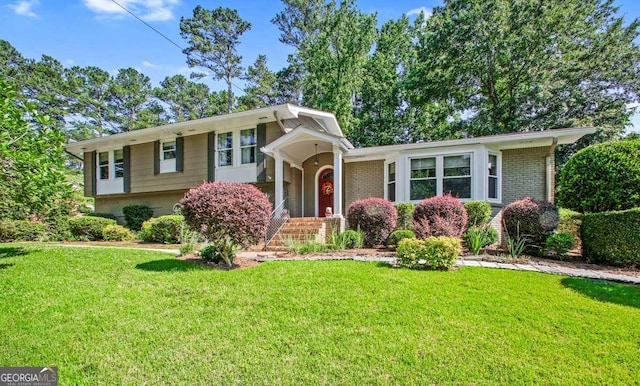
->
<box><xmin>262</xmin><ymin>126</ymin><xmax>353</xmax><ymax>166</ymax></box>
<box><xmin>66</xmin><ymin>104</ymin><xmax>344</xmax><ymax>153</ymax></box>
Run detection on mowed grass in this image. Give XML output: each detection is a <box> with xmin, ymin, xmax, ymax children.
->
<box><xmin>1</xmin><ymin>244</ymin><xmax>639</xmax><ymax>384</ymax></box>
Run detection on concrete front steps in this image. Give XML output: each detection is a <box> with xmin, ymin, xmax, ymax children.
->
<box><xmin>266</xmin><ymin>218</ymin><xmax>327</xmax><ymax>252</ymax></box>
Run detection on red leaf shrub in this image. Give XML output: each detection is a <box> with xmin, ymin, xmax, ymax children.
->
<box><xmin>347</xmin><ymin>198</ymin><xmax>397</xmax><ymax>247</ymax></box>
<box><xmin>412</xmin><ymin>194</ymin><xmax>468</xmax><ymax>238</ymax></box>
<box><xmin>502</xmin><ymin>197</ymin><xmax>559</xmax><ymax>246</ymax></box>
<box><xmin>180</xmin><ymin>182</ymin><xmax>272</xmax><ymax>247</ymax></box>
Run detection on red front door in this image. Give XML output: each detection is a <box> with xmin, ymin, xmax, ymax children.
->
<box><xmin>318</xmin><ymin>168</ymin><xmax>334</xmax><ymax>217</ymax></box>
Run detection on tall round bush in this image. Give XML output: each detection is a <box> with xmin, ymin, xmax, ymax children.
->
<box><xmin>502</xmin><ymin>198</ymin><xmax>559</xmax><ymax>246</ymax></box>
<box><xmin>347</xmin><ymin>198</ymin><xmax>397</xmax><ymax>247</ymax></box>
<box><xmin>413</xmin><ymin>194</ymin><xmax>468</xmax><ymax>238</ymax></box>
<box><xmin>557</xmin><ymin>139</ymin><xmax>640</xmax><ymax>213</ymax></box>
<box><xmin>180</xmin><ymin>182</ymin><xmax>271</xmax><ymax>248</ymax></box>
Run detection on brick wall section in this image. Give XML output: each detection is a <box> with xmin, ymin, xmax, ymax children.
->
<box><xmin>344</xmin><ymin>160</ymin><xmax>385</xmax><ymax>211</ymax></box>
<box><xmin>501</xmin><ymin>146</ymin><xmax>551</xmax><ymax>205</ymax></box>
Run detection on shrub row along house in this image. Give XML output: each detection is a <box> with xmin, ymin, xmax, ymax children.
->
<box><xmin>66</xmin><ymin>104</ymin><xmax>595</xmax><ymax>237</ymax></box>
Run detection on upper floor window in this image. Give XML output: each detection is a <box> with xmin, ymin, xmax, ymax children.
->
<box><xmin>387</xmin><ymin>162</ymin><xmax>396</xmax><ymax>202</ymax></box>
<box><xmin>163</xmin><ymin>141</ymin><xmax>176</xmax><ymax>160</ymax></box>
<box><xmin>240</xmin><ymin>128</ymin><xmax>256</xmax><ymax>164</ymax></box>
<box><xmin>218</xmin><ymin>132</ymin><xmax>233</xmax><ymax>167</ymax></box>
<box><xmin>97</xmin><ymin>149</ymin><xmax>124</xmax><ymax>180</ymax></box>
<box><xmin>159</xmin><ymin>140</ymin><xmax>177</xmax><ymax>173</ymax></box>
<box><xmin>99</xmin><ymin>151</ymin><xmax>109</xmax><ymax>180</ymax></box>
<box><xmin>114</xmin><ymin>149</ymin><xmax>124</xmax><ymax>178</ymax></box>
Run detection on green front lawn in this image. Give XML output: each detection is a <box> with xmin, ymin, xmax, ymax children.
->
<box><xmin>1</xmin><ymin>244</ymin><xmax>639</xmax><ymax>384</ymax></box>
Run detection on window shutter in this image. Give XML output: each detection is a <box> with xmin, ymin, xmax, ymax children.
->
<box><xmin>207</xmin><ymin>132</ymin><xmax>215</xmax><ymax>182</ymax></box>
<box><xmin>153</xmin><ymin>140</ymin><xmax>160</xmax><ymax>175</ymax></box>
<box><xmin>176</xmin><ymin>137</ymin><xmax>184</xmax><ymax>172</ymax></box>
<box><xmin>123</xmin><ymin>146</ymin><xmax>131</xmax><ymax>193</ymax></box>
<box><xmin>256</xmin><ymin>123</ymin><xmax>266</xmax><ymax>182</ymax></box>
<box><xmin>86</xmin><ymin>151</ymin><xmax>97</xmax><ymax>196</ymax></box>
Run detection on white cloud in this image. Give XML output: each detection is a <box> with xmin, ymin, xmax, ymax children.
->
<box><xmin>407</xmin><ymin>6</ymin><xmax>432</xmax><ymax>19</ymax></box>
<box><xmin>8</xmin><ymin>0</ymin><xmax>39</xmax><ymax>18</ymax></box>
<box><xmin>82</xmin><ymin>0</ymin><xmax>179</xmax><ymax>22</ymax></box>
<box><xmin>141</xmin><ymin>60</ymin><xmax>160</xmax><ymax>69</ymax></box>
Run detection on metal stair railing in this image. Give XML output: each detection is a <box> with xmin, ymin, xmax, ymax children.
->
<box><xmin>264</xmin><ymin>197</ymin><xmax>289</xmax><ymax>250</ymax></box>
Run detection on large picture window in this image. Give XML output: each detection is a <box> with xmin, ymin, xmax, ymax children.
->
<box><xmin>410</xmin><ymin>157</ymin><xmax>436</xmax><ymax>200</ymax></box>
<box><xmin>217</xmin><ymin>132</ymin><xmax>233</xmax><ymax>167</ymax></box>
<box><xmin>408</xmin><ymin>153</ymin><xmax>474</xmax><ymax>201</ymax></box>
<box><xmin>443</xmin><ymin>155</ymin><xmax>471</xmax><ymax>198</ymax></box>
<box><xmin>240</xmin><ymin>128</ymin><xmax>256</xmax><ymax>164</ymax></box>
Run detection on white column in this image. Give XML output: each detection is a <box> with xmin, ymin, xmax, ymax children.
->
<box><xmin>274</xmin><ymin>152</ymin><xmax>284</xmax><ymax>208</ymax></box>
<box><xmin>333</xmin><ymin>145</ymin><xmax>343</xmax><ymax>217</ymax></box>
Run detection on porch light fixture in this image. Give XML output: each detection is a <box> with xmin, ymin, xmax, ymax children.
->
<box><xmin>314</xmin><ymin>144</ymin><xmax>319</xmax><ymax>166</ymax></box>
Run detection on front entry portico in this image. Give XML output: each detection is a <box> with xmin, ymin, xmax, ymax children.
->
<box><xmin>261</xmin><ymin>125</ymin><xmax>352</xmax><ymax>218</ymax></box>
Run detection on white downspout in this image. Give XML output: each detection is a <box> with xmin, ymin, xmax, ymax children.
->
<box><xmin>546</xmin><ymin>137</ymin><xmax>558</xmax><ymax>202</ymax></box>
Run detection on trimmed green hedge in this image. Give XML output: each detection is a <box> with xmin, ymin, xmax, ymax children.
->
<box><xmin>558</xmin><ymin>208</ymin><xmax>582</xmax><ymax>250</ymax></box>
<box><xmin>581</xmin><ymin>208</ymin><xmax>640</xmax><ymax>267</ymax></box>
<box><xmin>0</xmin><ymin>220</ymin><xmax>46</xmax><ymax>242</ymax></box>
<box><xmin>139</xmin><ymin>215</ymin><xmax>184</xmax><ymax>244</ymax></box>
<box><xmin>397</xmin><ymin>236</ymin><xmax>461</xmax><ymax>270</ymax></box>
<box><xmin>68</xmin><ymin>216</ymin><xmax>116</xmax><ymax>241</ymax></box>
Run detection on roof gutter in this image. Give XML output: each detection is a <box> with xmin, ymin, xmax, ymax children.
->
<box><xmin>273</xmin><ymin>110</ymin><xmax>287</xmax><ymax>133</ymax></box>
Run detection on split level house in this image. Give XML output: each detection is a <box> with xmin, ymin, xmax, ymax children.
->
<box><xmin>66</xmin><ymin>104</ymin><xmax>595</xmax><ymax>245</ymax></box>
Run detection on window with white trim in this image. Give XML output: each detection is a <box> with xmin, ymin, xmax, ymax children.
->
<box><xmin>217</xmin><ymin>132</ymin><xmax>233</xmax><ymax>167</ymax></box>
<box><xmin>443</xmin><ymin>154</ymin><xmax>471</xmax><ymax>198</ymax></box>
<box><xmin>387</xmin><ymin>162</ymin><xmax>396</xmax><ymax>202</ymax></box>
<box><xmin>159</xmin><ymin>140</ymin><xmax>177</xmax><ymax>173</ymax></box>
<box><xmin>114</xmin><ymin>149</ymin><xmax>124</xmax><ymax>178</ymax></box>
<box><xmin>488</xmin><ymin>153</ymin><xmax>498</xmax><ymax>200</ymax></box>
<box><xmin>98</xmin><ymin>151</ymin><xmax>109</xmax><ymax>180</ymax></box>
<box><xmin>409</xmin><ymin>153</ymin><xmax>473</xmax><ymax>201</ymax></box>
<box><xmin>410</xmin><ymin>157</ymin><xmax>436</xmax><ymax>200</ymax></box>
<box><xmin>240</xmin><ymin>128</ymin><xmax>256</xmax><ymax>164</ymax></box>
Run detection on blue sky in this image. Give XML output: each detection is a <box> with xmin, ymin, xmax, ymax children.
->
<box><xmin>1</xmin><ymin>0</ymin><xmax>639</xmax><ymax>132</ymax></box>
